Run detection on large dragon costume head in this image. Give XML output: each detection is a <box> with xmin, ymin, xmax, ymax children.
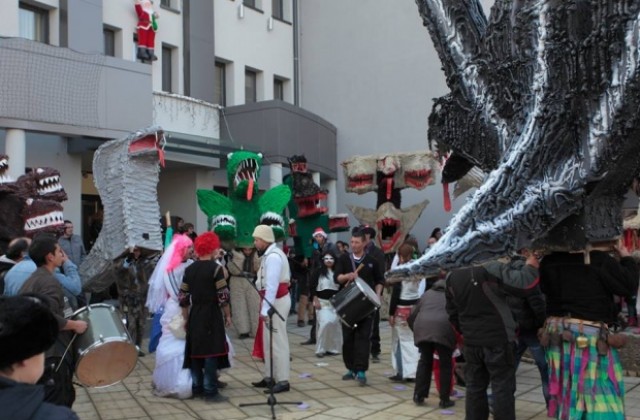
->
<box><xmin>198</xmin><ymin>150</ymin><xmax>291</xmax><ymax>248</ymax></box>
<box><xmin>284</xmin><ymin>154</ymin><xmax>349</xmax><ymax>258</ymax></box>
<box><xmin>80</xmin><ymin>127</ymin><xmax>165</xmax><ymax>292</ymax></box>
<box><xmin>227</xmin><ymin>150</ymin><xmax>262</xmax><ymax>201</ymax></box>
<box><xmin>342</xmin><ymin>151</ymin><xmax>437</xmax><ymax>254</ymax></box>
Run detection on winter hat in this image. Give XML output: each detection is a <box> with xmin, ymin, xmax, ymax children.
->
<box><xmin>0</xmin><ymin>295</ymin><xmax>58</xmax><ymax>369</ymax></box>
<box><xmin>252</xmin><ymin>225</ymin><xmax>275</xmax><ymax>243</ymax></box>
<box><xmin>312</xmin><ymin>228</ymin><xmax>328</xmax><ymax>239</ymax></box>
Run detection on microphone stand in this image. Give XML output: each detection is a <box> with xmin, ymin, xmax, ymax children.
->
<box><xmin>238</xmin><ymin>275</ymin><xmax>301</xmax><ymax>419</ymax></box>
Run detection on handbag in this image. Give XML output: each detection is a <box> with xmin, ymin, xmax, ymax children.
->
<box><xmin>168</xmin><ymin>312</ymin><xmax>186</xmax><ymax>339</ymax></box>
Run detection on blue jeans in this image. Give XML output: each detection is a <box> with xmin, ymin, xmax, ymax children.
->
<box><xmin>190</xmin><ymin>357</ymin><xmax>218</xmax><ymax>396</ymax></box>
<box><xmin>515</xmin><ymin>329</ymin><xmax>549</xmax><ymax>405</ymax></box>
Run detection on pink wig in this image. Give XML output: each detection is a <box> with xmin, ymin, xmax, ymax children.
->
<box><xmin>194</xmin><ymin>231</ymin><xmax>220</xmax><ymax>257</ymax></box>
<box><xmin>166</xmin><ymin>234</ymin><xmax>193</xmax><ymax>272</ymax></box>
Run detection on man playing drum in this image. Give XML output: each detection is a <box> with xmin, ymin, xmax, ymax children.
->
<box><xmin>334</xmin><ymin>230</ymin><xmax>384</xmax><ymax>386</ymax></box>
<box><xmin>18</xmin><ymin>236</ymin><xmax>88</xmax><ymax>408</ymax></box>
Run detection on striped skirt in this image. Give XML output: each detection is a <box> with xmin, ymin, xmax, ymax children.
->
<box><xmin>545</xmin><ymin>318</ymin><xmax>625</xmax><ymax>420</ymax></box>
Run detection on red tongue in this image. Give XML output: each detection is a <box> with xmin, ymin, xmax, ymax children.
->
<box><xmin>247</xmin><ymin>178</ymin><xmax>254</xmax><ymax>201</ymax></box>
<box><xmin>443</xmin><ymin>183</ymin><xmax>451</xmax><ymax>212</ymax></box>
<box><xmin>386</xmin><ymin>178</ymin><xmax>393</xmax><ymax>200</ymax></box>
<box><xmin>158</xmin><ymin>149</ymin><xmax>165</xmax><ymax>168</ymax></box>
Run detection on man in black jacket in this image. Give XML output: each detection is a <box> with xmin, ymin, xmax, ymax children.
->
<box><xmin>359</xmin><ymin>225</ymin><xmax>387</xmax><ymax>362</ymax></box>
<box><xmin>504</xmin><ymin>251</ymin><xmax>548</xmax><ymax>407</ymax></box>
<box><xmin>334</xmin><ymin>230</ymin><xmax>384</xmax><ymax>385</ymax></box>
<box><xmin>446</xmin><ymin>252</ymin><xmax>539</xmax><ymax>420</ymax></box>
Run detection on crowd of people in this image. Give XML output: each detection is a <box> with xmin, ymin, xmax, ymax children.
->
<box><xmin>1</xmin><ymin>218</ymin><xmax>639</xmax><ymax>420</ymax></box>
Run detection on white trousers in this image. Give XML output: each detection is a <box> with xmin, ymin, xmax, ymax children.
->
<box><xmin>263</xmin><ymin>294</ymin><xmax>291</xmax><ymax>382</ymax></box>
<box><xmin>391</xmin><ymin>308</ymin><xmax>419</xmax><ymax>379</ymax></box>
<box><xmin>315</xmin><ymin>298</ymin><xmax>343</xmax><ymax>355</ymax></box>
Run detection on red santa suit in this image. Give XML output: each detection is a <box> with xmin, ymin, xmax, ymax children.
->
<box><xmin>135</xmin><ymin>0</ymin><xmax>157</xmax><ymax>61</ymax></box>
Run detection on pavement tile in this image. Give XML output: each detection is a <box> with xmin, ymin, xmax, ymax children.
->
<box><xmin>74</xmin><ymin>316</ymin><xmax>640</xmax><ymax>419</ymax></box>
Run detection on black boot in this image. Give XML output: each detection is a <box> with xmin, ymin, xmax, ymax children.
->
<box><xmin>136</xmin><ymin>47</ymin><xmax>148</xmax><ymax>62</ymax></box>
<box><xmin>147</xmin><ymin>48</ymin><xmax>158</xmax><ymax>61</ymax></box>
<box><xmin>439</xmin><ymin>399</ymin><xmax>455</xmax><ymax>408</ymax></box>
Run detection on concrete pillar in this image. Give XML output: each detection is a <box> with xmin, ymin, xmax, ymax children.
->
<box><xmin>269</xmin><ymin>163</ymin><xmax>283</xmax><ymax>188</ymax></box>
<box><xmin>325</xmin><ymin>179</ymin><xmax>337</xmax><ymax>215</ymax></box>
<box><xmin>5</xmin><ymin>129</ymin><xmax>26</xmax><ymax>179</ymax></box>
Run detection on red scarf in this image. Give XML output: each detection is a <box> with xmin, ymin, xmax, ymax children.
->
<box><xmin>252</xmin><ymin>283</ymin><xmax>290</xmax><ymax>359</ymax></box>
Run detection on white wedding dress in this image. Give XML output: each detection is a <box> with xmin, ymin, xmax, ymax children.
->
<box><xmin>147</xmin><ymin>257</ymin><xmax>193</xmax><ymax>399</ymax></box>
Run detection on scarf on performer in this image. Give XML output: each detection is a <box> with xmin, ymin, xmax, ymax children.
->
<box><xmin>251</xmin><ymin>283</ymin><xmax>289</xmax><ymax>360</ymax></box>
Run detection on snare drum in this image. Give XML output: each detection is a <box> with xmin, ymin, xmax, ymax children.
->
<box><xmin>330</xmin><ymin>277</ymin><xmax>381</xmax><ymax>328</ymax></box>
<box><xmin>71</xmin><ymin>304</ymin><xmax>138</xmax><ymax>387</ymax></box>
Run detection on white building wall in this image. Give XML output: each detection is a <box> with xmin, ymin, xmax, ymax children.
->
<box><xmin>298</xmin><ymin>0</ymin><xmax>492</xmax><ymax>248</ymax></box>
<box><xmin>215</xmin><ymin>0</ymin><xmax>294</xmax><ymax>105</ymax></box>
<box><xmin>103</xmin><ymin>0</ymin><xmax>183</xmax><ymax>93</ymax></box>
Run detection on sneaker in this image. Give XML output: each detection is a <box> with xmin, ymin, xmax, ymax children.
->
<box><xmin>371</xmin><ymin>354</ymin><xmax>380</xmax><ymax>363</ymax></box>
<box><xmin>342</xmin><ymin>370</ymin><xmax>355</xmax><ymax>380</ymax></box>
<box><xmin>297</xmin><ymin>320</ymin><xmax>305</xmax><ymax>327</ymax></box>
<box><xmin>388</xmin><ymin>374</ymin><xmax>403</xmax><ymax>382</ymax></box>
<box><xmin>439</xmin><ymin>400</ymin><xmax>455</xmax><ymax>409</ymax></box>
<box><xmin>316</xmin><ymin>353</ymin><xmax>325</xmax><ymax>358</ymax></box>
<box><xmin>356</xmin><ymin>371</ymin><xmax>367</xmax><ymax>386</ymax></box>
<box><xmin>308</xmin><ymin>319</ymin><xmax>315</xmax><ymax>326</ymax></box>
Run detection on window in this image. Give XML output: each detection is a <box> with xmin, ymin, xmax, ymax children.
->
<box><xmin>272</xmin><ymin>0</ymin><xmax>284</xmax><ymax>20</ymax></box>
<box><xmin>215</xmin><ymin>62</ymin><xmax>226</xmax><ymax>107</ymax></box>
<box><xmin>274</xmin><ymin>78</ymin><xmax>284</xmax><ymax>100</ymax></box>
<box><xmin>19</xmin><ymin>3</ymin><xmax>49</xmax><ymax>43</ymax></box>
<box><xmin>162</xmin><ymin>46</ymin><xmax>173</xmax><ymax>93</ymax></box>
<box><xmin>160</xmin><ymin>0</ymin><xmax>171</xmax><ymax>7</ymax></box>
<box><xmin>103</xmin><ymin>27</ymin><xmax>116</xmax><ymax>57</ymax></box>
<box><xmin>243</xmin><ymin>0</ymin><xmax>259</xmax><ymax>9</ymax></box>
<box><xmin>245</xmin><ymin>70</ymin><xmax>257</xmax><ymax>103</ymax></box>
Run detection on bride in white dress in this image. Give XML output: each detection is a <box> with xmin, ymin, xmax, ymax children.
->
<box><xmin>146</xmin><ymin>234</ymin><xmax>194</xmax><ymax>399</ymax></box>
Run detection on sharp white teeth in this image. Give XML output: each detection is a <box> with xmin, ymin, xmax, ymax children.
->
<box><xmin>24</xmin><ymin>210</ymin><xmax>64</xmax><ymax>231</ymax></box>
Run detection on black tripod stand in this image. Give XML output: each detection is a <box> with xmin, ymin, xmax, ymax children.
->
<box><xmin>239</xmin><ymin>277</ymin><xmax>301</xmax><ymax>419</ymax></box>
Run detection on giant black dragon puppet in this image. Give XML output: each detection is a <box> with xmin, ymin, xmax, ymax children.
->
<box><xmin>390</xmin><ymin>0</ymin><xmax>640</xmax><ymax>278</ymax></box>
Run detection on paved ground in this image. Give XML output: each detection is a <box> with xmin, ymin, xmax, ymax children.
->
<box><xmin>73</xmin><ymin>315</ymin><xmax>640</xmax><ymax>419</ymax></box>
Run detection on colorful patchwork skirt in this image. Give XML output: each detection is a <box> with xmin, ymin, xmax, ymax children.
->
<box><xmin>545</xmin><ymin>318</ymin><xmax>625</xmax><ymax>420</ymax></box>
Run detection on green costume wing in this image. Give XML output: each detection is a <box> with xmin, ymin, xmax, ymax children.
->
<box><xmin>259</xmin><ymin>184</ymin><xmax>292</xmax><ymax>242</ymax></box>
<box><xmin>196</xmin><ymin>189</ymin><xmax>236</xmax><ymax>241</ymax></box>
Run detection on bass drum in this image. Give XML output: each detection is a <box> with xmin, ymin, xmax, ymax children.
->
<box><xmin>71</xmin><ymin>303</ymin><xmax>138</xmax><ymax>387</ymax></box>
<box><xmin>330</xmin><ymin>277</ymin><xmax>381</xmax><ymax>328</ymax></box>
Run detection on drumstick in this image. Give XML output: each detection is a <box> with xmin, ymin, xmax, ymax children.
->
<box><xmin>346</xmin><ymin>263</ymin><xmax>365</xmax><ymax>286</ymax></box>
<box><xmin>55</xmin><ymin>333</ymin><xmax>78</xmax><ymax>373</ymax></box>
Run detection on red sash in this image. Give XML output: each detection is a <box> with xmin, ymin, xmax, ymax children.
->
<box><xmin>252</xmin><ymin>283</ymin><xmax>289</xmax><ymax>359</ymax></box>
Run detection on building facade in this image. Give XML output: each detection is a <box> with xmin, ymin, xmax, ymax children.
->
<box><xmin>0</xmin><ymin>0</ymin><xmax>337</xmax><ymax>245</ymax></box>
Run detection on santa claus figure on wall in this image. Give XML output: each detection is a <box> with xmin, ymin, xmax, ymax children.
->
<box><xmin>134</xmin><ymin>0</ymin><xmax>159</xmax><ymax>63</ymax></box>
